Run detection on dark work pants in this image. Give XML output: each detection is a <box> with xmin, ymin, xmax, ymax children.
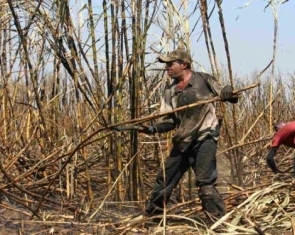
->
<box><xmin>145</xmin><ymin>136</ymin><xmax>225</xmax><ymax>218</ymax></box>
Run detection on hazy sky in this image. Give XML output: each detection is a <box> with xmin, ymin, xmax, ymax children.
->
<box><xmin>195</xmin><ymin>0</ymin><xmax>295</xmax><ymax>76</ymax></box>
<box><xmin>69</xmin><ymin>1</ymin><xmax>294</xmax><ymax>76</ymax></box>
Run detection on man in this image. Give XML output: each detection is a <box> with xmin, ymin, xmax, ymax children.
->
<box><xmin>267</xmin><ymin>121</ymin><xmax>295</xmax><ymax>181</ymax></box>
<box><xmin>135</xmin><ymin>47</ymin><xmax>238</xmax><ymax>223</ymax></box>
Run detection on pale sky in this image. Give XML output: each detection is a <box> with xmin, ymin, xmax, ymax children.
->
<box><xmin>194</xmin><ymin>0</ymin><xmax>295</xmax><ymax>76</ymax></box>
<box><xmin>69</xmin><ymin>0</ymin><xmax>294</xmax><ymax>77</ymax></box>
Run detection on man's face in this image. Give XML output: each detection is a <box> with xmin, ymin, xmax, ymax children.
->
<box><xmin>165</xmin><ymin>61</ymin><xmax>186</xmax><ymax>79</ymax></box>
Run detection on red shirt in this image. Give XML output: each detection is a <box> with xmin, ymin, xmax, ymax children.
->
<box><xmin>271</xmin><ymin>121</ymin><xmax>295</xmax><ymax>148</ymax></box>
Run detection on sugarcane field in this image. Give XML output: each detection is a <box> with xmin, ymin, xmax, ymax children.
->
<box><xmin>0</xmin><ymin>0</ymin><xmax>295</xmax><ymax>235</ymax></box>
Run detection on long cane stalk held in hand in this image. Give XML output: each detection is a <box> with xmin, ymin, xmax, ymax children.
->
<box><xmin>110</xmin><ymin>82</ymin><xmax>260</xmax><ymax>131</ymax></box>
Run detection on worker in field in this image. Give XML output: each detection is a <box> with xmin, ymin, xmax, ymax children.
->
<box><xmin>267</xmin><ymin>121</ymin><xmax>295</xmax><ymax>185</ymax></box>
<box><xmin>135</xmin><ymin>47</ymin><xmax>239</xmax><ymax>223</ymax></box>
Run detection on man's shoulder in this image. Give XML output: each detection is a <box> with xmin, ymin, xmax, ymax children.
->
<box><xmin>193</xmin><ymin>71</ymin><xmax>211</xmax><ymax>75</ymax></box>
<box><xmin>287</xmin><ymin>121</ymin><xmax>295</xmax><ymax>127</ymax></box>
<box><xmin>191</xmin><ymin>71</ymin><xmax>216</xmax><ymax>82</ymax></box>
<box><xmin>275</xmin><ymin>122</ymin><xmax>295</xmax><ymax>137</ymax></box>
<box><xmin>280</xmin><ymin>121</ymin><xmax>295</xmax><ymax>131</ymax></box>
<box><xmin>192</xmin><ymin>71</ymin><xmax>212</xmax><ymax>78</ymax></box>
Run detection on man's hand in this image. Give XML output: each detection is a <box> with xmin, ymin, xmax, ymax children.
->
<box><xmin>111</xmin><ymin>125</ymin><xmax>156</xmax><ymax>134</ymax></box>
<box><xmin>112</xmin><ymin>125</ymin><xmax>142</xmax><ymax>132</ymax></box>
<box><xmin>220</xmin><ymin>85</ymin><xmax>234</xmax><ymax>101</ymax></box>
<box><xmin>138</xmin><ymin>125</ymin><xmax>156</xmax><ymax>135</ymax></box>
<box><xmin>220</xmin><ymin>85</ymin><xmax>238</xmax><ymax>103</ymax></box>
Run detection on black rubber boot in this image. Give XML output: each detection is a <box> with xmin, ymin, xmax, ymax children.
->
<box><xmin>145</xmin><ymin>204</ymin><xmax>164</xmax><ymax>223</ymax></box>
<box><xmin>198</xmin><ymin>185</ymin><xmax>226</xmax><ymax>225</ymax></box>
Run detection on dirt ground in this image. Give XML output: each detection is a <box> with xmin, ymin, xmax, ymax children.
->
<box><xmin>0</xmin><ymin>201</ymin><xmax>292</xmax><ymax>235</ymax></box>
<box><xmin>0</xmin><ymin>155</ymin><xmax>293</xmax><ymax>235</ymax></box>
<box><xmin>0</xmin><ymin>207</ymin><xmax>105</xmax><ymax>235</ymax></box>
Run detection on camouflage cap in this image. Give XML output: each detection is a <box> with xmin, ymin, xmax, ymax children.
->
<box><xmin>157</xmin><ymin>49</ymin><xmax>192</xmax><ymax>64</ymax></box>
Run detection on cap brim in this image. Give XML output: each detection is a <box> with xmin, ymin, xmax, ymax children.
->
<box><xmin>157</xmin><ymin>56</ymin><xmax>177</xmax><ymax>63</ymax></box>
